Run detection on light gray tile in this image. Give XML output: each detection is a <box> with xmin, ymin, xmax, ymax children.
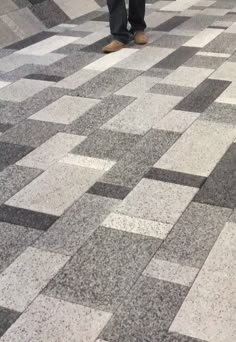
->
<box><xmin>0</xmin><ymin>247</ymin><xmax>69</xmax><ymax>312</ymax></box>
<box><xmin>170</xmin><ymin>222</ymin><xmax>236</xmax><ymax>342</ymax></box>
<box><xmin>183</xmin><ymin>28</ymin><xmax>224</xmax><ymax>47</ymax></box>
<box><xmin>210</xmin><ymin>61</ymin><xmax>236</xmax><ymax>81</ymax></box>
<box><xmin>54</xmin><ymin>0</ymin><xmax>100</xmax><ymax>19</ymax></box>
<box><xmin>115</xmin><ymin>76</ymin><xmax>160</xmax><ymax>98</ymax></box>
<box><xmin>154</xmin><ymin>110</ymin><xmax>200</xmax><ymax>133</ymax></box>
<box><xmin>215</xmin><ymin>82</ymin><xmax>236</xmax><ymax>105</ymax></box>
<box><xmin>6</xmin><ymin>163</ymin><xmax>103</xmax><ymax>216</ymax></box>
<box><xmin>55</xmin><ymin>69</ymin><xmax>100</xmax><ymax>89</ymax></box>
<box><xmin>0</xmin><ymin>295</ymin><xmax>111</xmax><ymax>342</ymax></box>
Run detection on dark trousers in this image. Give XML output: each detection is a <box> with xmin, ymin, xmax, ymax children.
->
<box><xmin>107</xmin><ymin>0</ymin><xmax>146</xmax><ymax>43</ymax></box>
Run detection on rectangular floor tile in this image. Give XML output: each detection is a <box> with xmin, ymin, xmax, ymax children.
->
<box><xmin>102</xmin><ymin>129</ymin><xmax>179</xmax><ymax>188</ymax></box>
<box><xmin>72</xmin><ymin>129</ymin><xmax>141</xmax><ymax>161</ymax></box>
<box><xmin>116</xmin><ymin>179</ymin><xmax>197</xmax><ymax>225</ymax></box>
<box><xmin>0</xmin><ymin>247</ymin><xmax>69</xmax><ymax>312</ymax></box>
<box><xmin>215</xmin><ymin>82</ymin><xmax>236</xmax><ymax>105</ymax></box>
<box><xmin>203</xmin><ymin>33</ymin><xmax>236</xmax><ymax>54</ymax></box>
<box><xmin>16</xmin><ymin>35</ymin><xmax>78</xmax><ymax>56</ymax></box>
<box><xmin>154</xmin><ymin>46</ymin><xmax>199</xmax><ymax>70</ymax></box>
<box><xmin>0</xmin><ymin>142</ymin><xmax>33</xmax><ymax>172</ymax></box>
<box><xmin>144</xmin><ymin>258</ymin><xmax>198</xmax><ymax>286</ymax></box>
<box><xmin>183</xmin><ymin>28</ymin><xmax>224</xmax><ymax>47</ymax></box>
<box><xmin>210</xmin><ymin>61</ymin><xmax>236</xmax><ymax>82</ymax></box>
<box><xmin>156</xmin><ymin>202</ymin><xmax>231</xmax><ymax>268</ymax></box>
<box><xmin>114</xmin><ymin>46</ymin><xmax>174</xmax><ymax>71</ymax></box>
<box><xmin>170</xmin><ymin>222</ymin><xmax>236</xmax><ymax>342</ymax></box>
<box><xmin>0</xmin><ymin>79</ymin><xmax>51</xmax><ymax>102</ymax></box>
<box><xmin>0</xmin><ymin>222</ymin><xmax>40</xmax><ymax>273</ymax></box>
<box><xmin>0</xmin><ymin>307</ymin><xmax>20</xmax><ymax>338</ymax></box>
<box><xmin>194</xmin><ymin>143</ymin><xmax>236</xmax><ymax>209</ymax></box>
<box><xmin>154</xmin><ymin>16</ymin><xmax>191</xmax><ymax>32</ymax></box>
<box><xmin>30</xmin><ymin>95</ymin><xmax>99</xmax><ymax>124</ymax></box>
<box><xmin>35</xmin><ymin>194</ymin><xmax>119</xmax><ymax>255</ymax></box>
<box><xmin>55</xmin><ymin>68</ymin><xmax>100</xmax><ymax>89</ymax></box>
<box><xmin>155</xmin><ymin>120</ymin><xmax>236</xmax><ymax>177</ymax></box>
<box><xmin>87</xmin><ymin>182</ymin><xmax>131</xmax><ymax>200</ymax></box>
<box><xmin>115</xmin><ymin>76</ymin><xmax>160</xmax><ymax>98</ymax></box>
<box><xmin>0</xmin><ymin>295</ymin><xmax>111</xmax><ymax>342</ymax></box>
<box><xmin>17</xmin><ymin>133</ymin><xmax>85</xmax><ymax>170</ymax></box>
<box><xmin>44</xmin><ymin>226</ymin><xmax>160</xmax><ymax>311</ymax></box>
<box><xmin>60</xmin><ymin>154</ymin><xmax>115</xmax><ymax>171</ymax></box>
<box><xmin>0</xmin><ymin>81</ymin><xmax>11</xmax><ymax>89</ymax></box>
<box><xmin>0</xmin><ymin>165</ymin><xmax>41</xmax><ymax>205</ymax></box>
<box><xmin>4</xmin><ymin>31</ymin><xmax>55</xmax><ymax>50</ymax></box>
<box><xmin>100</xmin><ymin>276</ymin><xmax>188</xmax><ymax>342</ymax></box>
<box><xmin>103</xmin><ymin>94</ymin><xmax>182</xmax><ymax>135</ymax></box>
<box><xmin>6</xmin><ymin>162</ymin><xmax>103</xmax><ymax>216</ymax></box>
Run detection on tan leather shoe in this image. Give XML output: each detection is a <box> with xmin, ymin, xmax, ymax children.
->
<box><xmin>102</xmin><ymin>40</ymin><xmax>127</xmax><ymax>53</ymax></box>
<box><xmin>134</xmin><ymin>31</ymin><xmax>148</xmax><ymax>45</ymax></box>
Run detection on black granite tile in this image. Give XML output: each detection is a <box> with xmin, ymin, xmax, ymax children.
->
<box><xmin>153</xmin><ymin>16</ymin><xmax>191</xmax><ymax>32</ymax></box>
<box><xmin>87</xmin><ymin>182</ymin><xmax>132</xmax><ymax>200</ymax></box>
<box><xmin>0</xmin><ymin>123</ymin><xmax>12</xmax><ymax>133</ymax></box>
<box><xmin>0</xmin><ymin>142</ymin><xmax>33</xmax><ymax>171</ymax></box>
<box><xmin>44</xmin><ymin>227</ymin><xmax>161</xmax><ymax>311</ymax></box>
<box><xmin>24</xmin><ymin>74</ymin><xmax>64</xmax><ymax>82</ymax></box>
<box><xmin>0</xmin><ymin>205</ymin><xmax>58</xmax><ymax>231</ymax></box>
<box><xmin>4</xmin><ymin>31</ymin><xmax>54</xmax><ymax>50</ymax></box>
<box><xmin>145</xmin><ymin>168</ymin><xmax>206</xmax><ymax>188</ymax></box>
<box><xmin>194</xmin><ymin>143</ymin><xmax>236</xmax><ymax>209</ymax></box>
<box><xmin>31</xmin><ymin>0</ymin><xmax>69</xmax><ymax>28</ymax></box>
<box><xmin>0</xmin><ymin>307</ymin><xmax>20</xmax><ymax>337</ymax></box>
<box><xmin>175</xmin><ymin>79</ymin><xmax>231</xmax><ymax>113</ymax></box>
<box><xmin>154</xmin><ymin>46</ymin><xmax>199</xmax><ymax>70</ymax></box>
<box><xmin>100</xmin><ymin>276</ymin><xmax>188</xmax><ymax>342</ymax></box>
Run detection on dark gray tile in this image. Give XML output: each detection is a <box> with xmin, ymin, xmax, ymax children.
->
<box><xmin>0</xmin><ymin>142</ymin><xmax>33</xmax><ymax>171</ymax></box>
<box><xmin>87</xmin><ymin>182</ymin><xmax>132</xmax><ymax>200</ymax></box>
<box><xmin>154</xmin><ymin>16</ymin><xmax>191</xmax><ymax>32</ymax></box>
<box><xmin>76</xmin><ymin>68</ymin><xmax>141</xmax><ymax>99</ymax></box>
<box><xmin>203</xmin><ymin>33</ymin><xmax>236</xmax><ymax>54</ymax></box>
<box><xmin>154</xmin><ymin>46</ymin><xmax>199</xmax><ymax>70</ymax></box>
<box><xmin>151</xmin><ymin>34</ymin><xmax>190</xmax><ymax>49</ymax></box>
<box><xmin>0</xmin><ymin>123</ymin><xmax>12</xmax><ymax>133</ymax></box>
<box><xmin>4</xmin><ymin>31</ymin><xmax>55</xmax><ymax>50</ymax></box>
<box><xmin>54</xmin><ymin>43</ymin><xmax>86</xmax><ymax>55</ymax></box>
<box><xmin>150</xmin><ymin>83</ymin><xmax>193</xmax><ymax>97</ymax></box>
<box><xmin>66</xmin><ymin>94</ymin><xmax>135</xmax><ymax>136</ymax></box>
<box><xmin>44</xmin><ymin>227</ymin><xmax>161</xmax><ymax>311</ymax></box>
<box><xmin>184</xmin><ymin>54</ymin><xmax>227</xmax><ymax>69</ymax></box>
<box><xmin>145</xmin><ymin>168</ymin><xmax>206</xmax><ymax>188</ymax></box>
<box><xmin>81</xmin><ymin>36</ymin><xmax>112</xmax><ymax>53</ymax></box>
<box><xmin>158</xmin><ymin>332</ymin><xmax>205</xmax><ymax>342</ymax></box>
<box><xmin>156</xmin><ymin>202</ymin><xmax>231</xmax><ymax>268</ymax></box>
<box><xmin>201</xmin><ymin>102</ymin><xmax>236</xmax><ymax>125</ymax></box>
<box><xmin>0</xmin><ymin>307</ymin><xmax>20</xmax><ymax>337</ymax></box>
<box><xmin>31</xmin><ymin>0</ymin><xmax>69</xmax><ymax>28</ymax></box>
<box><xmin>0</xmin><ymin>119</ymin><xmax>64</xmax><ymax>147</ymax></box>
<box><xmin>0</xmin><ymin>222</ymin><xmax>40</xmax><ymax>273</ymax></box>
<box><xmin>72</xmin><ymin>129</ymin><xmax>141</xmax><ymax>161</ymax></box>
<box><xmin>175</xmin><ymin>79</ymin><xmax>231</xmax><ymax>112</ymax></box>
<box><xmin>100</xmin><ymin>276</ymin><xmax>188</xmax><ymax>342</ymax></box>
<box><xmin>194</xmin><ymin>144</ymin><xmax>236</xmax><ymax>209</ymax></box>
<box><xmin>0</xmin><ymin>205</ymin><xmax>58</xmax><ymax>231</ymax></box>
<box><xmin>102</xmin><ymin>129</ymin><xmax>180</xmax><ymax>187</ymax></box>
<box><xmin>24</xmin><ymin>74</ymin><xmax>63</xmax><ymax>82</ymax></box>
<box><xmin>92</xmin><ymin>12</ymin><xmax>109</xmax><ymax>22</ymax></box>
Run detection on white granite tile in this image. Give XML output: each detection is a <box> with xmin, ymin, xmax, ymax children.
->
<box><xmin>144</xmin><ymin>258</ymin><xmax>199</xmax><ymax>286</ymax></box>
<box><xmin>30</xmin><ymin>95</ymin><xmax>100</xmax><ymax>124</ymax></box>
<box><xmin>6</xmin><ymin>163</ymin><xmax>103</xmax><ymax>216</ymax></box>
<box><xmin>114</xmin><ymin>46</ymin><xmax>174</xmax><ymax>71</ymax></box>
<box><xmin>197</xmin><ymin>51</ymin><xmax>231</xmax><ymax>58</ymax></box>
<box><xmin>154</xmin><ymin>110</ymin><xmax>200</xmax><ymax>133</ymax></box>
<box><xmin>60</xmin><ymin>154</ymin><xmax>116</xmax><ymax>171</ymax></box>
<box><xmin>155</xmin><ymin>120</ymin><xmax>236</xmax><ymax>177</ymax></box>
<box><xmin>16</xmin><ymin>35</ymin><xmax>78</xmax><ymax>56</ymax></box>
<box><xmin>116</xmin><ymin>179</ymin><xmax>197</xmax><ymax>225</ymax></box>
<box><xmin>72</xmin><ymin>21</ymin><xmax>108</xmax><ymax>32</ymax></box>
<box><xmin>215</xmin><ymin>82</ymin><xmax>236</xmax><ymax>105</ymax></box>
<box><xmin>0</xmin><ymin>80</ymin><xmax>10</xmax><ymax>89</ymax></box>
<box><xmin>170</xmin><ymin>222</ymin><xmax>236</xmax><ymax>342</ymax></box>
<box><xmin>201</xmin><ymin>8</ymin><xmax>229</xmax><ymax>16</ymax></box>
<box><xmin>210</xmin><ymin>62</ymin><xmax>236</xmax><ymax>82</ymax></box>
<box><xmin>0</xmin><ymin>79</ymin><xmax>51</xmax><ymax>102</ymax></box>
<box><xmin>17</xmin><ymin>133</ymin><xmax>85</xmax><ymax>170</ymax></box>
<box><xmin>226</xmin><ymin>23</ymin><xmax>236</xmax><ymax>34</ymax></box>
<box><xmin>103</xmin><ymin>94</ymin><xmax>182</xmax><ymax>134</ymax></box>
<box><xmin>184</xmin><ymin>28</ymin><xmax>224</xmax><ymax>48</ymax></box>
<box><xmin>54</xmin><ymin>0</ymin><xmax>100</xmax><ymax>19</ymax></box>
<box><xmin>115</xmin><ymin>76</ymin><xmax>160</xmax><ymax>97</ymax></box>
<box><xmin>102</xmin><ymin>213</ymin><xmax>173</xmax><ymax>239</ymax></box>
<box><xmin>161</xmin><ymin>0</ymin><xmax>200</xmax><ymax>12</ymax></box>
<box><xmin>0</xmin><ymin>247</ymin><xmax>69</xmax><ymax>312</ymax></box>
<box><xmin>0</xmin><ymin>295</ymin><xmax>111</xmax><ymax>342</ymax></box>
<box><xmin>55</xmin><ymin>69</ymin><xmax>100</xmax><ymax>89</ymax></box>
<box><xmin>162</xmin><ymin>66</ymin><xmax>214</xmax><ymax>87</ymax></box>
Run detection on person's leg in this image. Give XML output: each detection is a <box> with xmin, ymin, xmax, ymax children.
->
<box><xmin>128</xmin><ymin>0</ymin><xmax>146</xmax><ymax>33</ymax></box>
<box><xmin>107</xmin><ymin>0</ymin><xmax>130</xmax><ymax>43</ymax></box>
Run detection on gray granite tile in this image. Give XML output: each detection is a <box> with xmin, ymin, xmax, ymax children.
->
<box><xmin>0</xmin><ymin>142</ymin><xmax>33</xmax><ymax>172</ymax></box>
<box><xmin>151</xmin><ymin>34</ymin><xmax>190</xmax><ymax>49</ymax></box>
<box><xmin>87</xmin><ymin>182</ymin><xmax>132</xmax><ymax>200</ymax></box>
<box><xmin>201</xmin><ymin>102</ymin><xmax>236</xmax><ymax>125</ymax></box>
<box><xmin>66</xmin><ymin>95</ymin><xmax>135</xmax><ymax>135</ymax></box>
<box><xmin>72</xmin><ymin>129</ymin><xmax>141</xmax><ymax>161</ymax></box>
<box><xmin>184</xmin><ymin>54</ymin><xmax>227</xmax><ymax>69</ymax></box>
<box><xmin>194</xmin><ymin>143</ymin><xmax>236</xmax><ymax>209</ymax></box>
<box><xmin>0</xmin><ymin>222</ymin><xmax>40</xmax><ymax>273</ymax></box>
<box><xmin>156</xmin><ymin>202</ymin><xmax>231</xmax><ymax>268</ymax></box>
<box><xmin>150</xmin><ymin>83</ymin><xmax>193</xmax><ymax>97</ymax></box>
<box><xmin>102</xmin><ymin>129</ymin><xmax>180</xmax><ymax>188</ymax></box>
<box><xmin>203</xmin><ymin>33</ymin><xmax>236</xmax><ymax>54</ymax></box>
<box><xmin>100</xmin><ymin>276</ymin><xmax>188</xmax><ymax>342</ymax></box>
<box><xmin>0</xmin><ymin>120</ymin><xmax>64</xmax><ymax>147</ymax></box>
<box><xmin>0</xmin><ymin>165</ymin><xmax>41</xmax><ymax>205</ymax></box>
<box><xmin>31</xmin><ymin>0</ymin><xmax>69</xmax><ymax>28</ymax></box>
<box><xmin>153</xmin><ymin>16</ymin><xmax>191</xmax><ymax>32</ymax></box>
<box><xmin>76</xmin><ymin>68</ymin><xmax>141</xmax><ymax>99</ymax></box>
<box><xmin>4</xmin><ymin>31</ymin><xmax>55</xmax><ymax>50</ymax></box>
<box><xmin>35</xmin><ymin>194</ymin><xmax>119</xmax><ymax>255</ymax></box>
<box><xmin>0</xmin><ymin>307</ymin><xmax>20</xmax><ymax>338</ymax></box>
<box><xmin>44</xmin><ymin>227</ymin><xmax>161</xmax><ymax>311</ymax></box>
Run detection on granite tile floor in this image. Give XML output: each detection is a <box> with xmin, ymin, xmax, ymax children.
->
<box><xmin>0</xmin><ymin>0</ymin><xmax>236</xmax><ymax>341</ymax></box>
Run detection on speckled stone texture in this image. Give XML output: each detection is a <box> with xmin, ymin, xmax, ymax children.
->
<box><xmin>0</xmin><ymin>0</ymin><xmax>236</xmax><ymax>341</ymax></box>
